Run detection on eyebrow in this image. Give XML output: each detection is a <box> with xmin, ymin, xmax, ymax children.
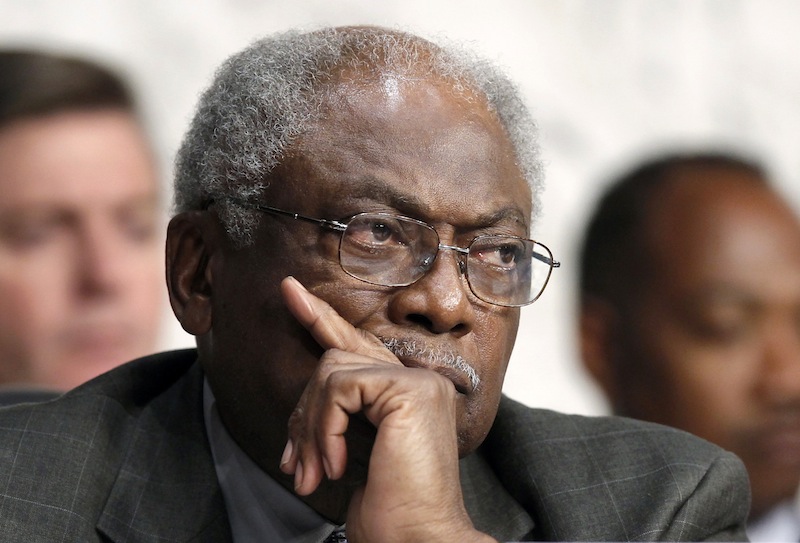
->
<box><xmin>341</xmin><ymin>178</ymin><xmax>426</xmax><ymax>213</ymax></box>
<box><xmin>691</xmin><ymin>285</ymin><xmax>761</xmax><ymax>307</ymax></box>
<box><xmin>341</xmin><ymin>177</ymin><xmax>529</xmax><ymax>229</ymax></box>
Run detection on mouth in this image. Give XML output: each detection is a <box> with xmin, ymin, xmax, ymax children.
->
<box><xmin>62</xmin><ymin>324</ymin><xmax>133</xmax><ymax>357</ymax></box>
<box><xmin>379</xmin><ymin>336</ymin><xmax>479</xmax><ymax>395</ymax></box>
<box><xmin>749</xmin><ymin>421</ymin><xmax>800</xmax><ymax>468</ymax></box>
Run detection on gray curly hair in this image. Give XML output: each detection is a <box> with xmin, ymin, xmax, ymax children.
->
<box><xmin>174</xmin><ymin>25</ymin><xmax>542</xmax><ymax>245</ymax></box>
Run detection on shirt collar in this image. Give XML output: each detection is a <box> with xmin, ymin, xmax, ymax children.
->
<box><xmin>203</xmin><ymin>378</ymin><xmax>340</xmax><ymax>543</ymax></box>
<box><xmin>746</xmin><ymin>495</ymin><xmax>800</xmax><ymax>542</ymax></box>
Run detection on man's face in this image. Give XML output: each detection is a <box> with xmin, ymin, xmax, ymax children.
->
<box><xmin>204</xmin><ymin>75</ymin><xmax>531</xmax><ymax>467</ymax></box>
<box><xmin>0</xmin><ymin>109</ymin><xmax>163</xmax><ymax>390</ymax></box>
<box><xmin>617</xmin><ymin>169</ymin><xmax>800</xmax><ymax>517</ymax></box>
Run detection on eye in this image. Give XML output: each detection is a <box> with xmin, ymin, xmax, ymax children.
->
<box><xmin>471</xmin><ymin>238</ymin><xmax>525</xmax><ymax>271</ymax></box>
<box><xmin>682</xmin><ymin>301</ymin><xmax>755</xmax><ymax>346</ymax></box>
<box><xmin>369</xmin><ymin>221</ymin><xmax>395</xmax><ymax>243</ymax></box>
<box><xmin>497</xmin><ymin>244</ymin><xmax>520</xmax><ymax>266</ymax></box>
<box><xmin>346</xmin><ymin>215</ymin><xmax>410</xmax><ymax>250</ymax></box>
<box><xmin>117</xmin><ymin>206</ymin><xmax>159</xmax><ymax>244</ymax></box>
<box><xmin>0</xmin><ymin>215</ymin><xmax>63</xmax><ymax>251</ymax></box>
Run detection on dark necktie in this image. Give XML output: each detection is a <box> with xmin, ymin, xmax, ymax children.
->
<box><xmin>323</xmin><ymin>527</ymin><xmax>348</xmax><ymax>542</ymax></box>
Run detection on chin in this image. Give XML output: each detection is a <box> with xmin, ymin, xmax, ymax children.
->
<box><xmin>49</xmin><ymin>342</ymin><xmax>142</xmax><ymax>385</ymax></box>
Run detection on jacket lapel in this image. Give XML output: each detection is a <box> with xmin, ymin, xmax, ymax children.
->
<box><xmin>96</xmin><ymin>359</ymin><xmax>232</xmax><ymax>542</ymax></box>
<box><xmin>460</xmin><ymin>450</ymin><xmax>536</xmax><ymax>541</ymax></box>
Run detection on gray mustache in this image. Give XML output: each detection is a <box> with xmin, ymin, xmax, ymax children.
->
<box><xmin>380</xmin><ymin>337</ymin><xmax>480</xmax><ymax>391</ymax></box>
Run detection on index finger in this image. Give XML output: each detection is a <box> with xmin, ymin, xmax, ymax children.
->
<box><xmin>281</xmin><ymin>276</ymin><xmax>397</xmax><ymax>362</ymax></box>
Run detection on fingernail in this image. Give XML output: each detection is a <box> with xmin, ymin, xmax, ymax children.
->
<box><xmin>294</xmin><ymin>461</ymin><xmax>304</xmax><ymax>491</ymax></box>
<box><xmin>322</xmin><ymin>456</ymin><xmax>332</xmax><ymax>479</ymax></box>
<box><xmin>288</xmin><ymin>276</ymin><xmax>308</xmax><ymax>292</ymax></box>
<box><xmin>280</xmin><ymin>439</ymin><xmax>293</xmax><ymax>467</ymax></box>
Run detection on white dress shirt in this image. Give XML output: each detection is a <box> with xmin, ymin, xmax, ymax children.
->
<box><xmin>747</xmin><ymin>494</ymin><xmax>800</xmax><ymax>542</ymax></box>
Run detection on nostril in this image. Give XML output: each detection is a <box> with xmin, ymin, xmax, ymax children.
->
<box><xmin>407</xmin><ymin>313</ymin><xmax>433</xmax><ymax>329</ymax></box>
<box><xmin>407</xmin><ymin>312</ymin><xmax>469</xmax><ymax>335</ymax></box>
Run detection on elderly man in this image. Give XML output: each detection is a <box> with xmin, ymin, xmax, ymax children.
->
<box><xmin>579</xmin><ymin>152</ymin><xmax>800</xmax><ymax>541</ymax></box>
<box><xmin>0</xmin><ymin>27</ymin><xmax>748</xmax><ymax>542</ymax></box>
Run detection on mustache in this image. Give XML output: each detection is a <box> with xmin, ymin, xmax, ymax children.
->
<box><xmin>379</xmin><ymin>336</ymin><xmax>480</xmax><ymax>391</ymax></box>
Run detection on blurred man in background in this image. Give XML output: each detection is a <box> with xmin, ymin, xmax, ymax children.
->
<box><xmin>579</xmin><ymin>152</ymin><xmax>800</xmax><ymax>540</ymax></box>
<box><xmin>0</xmin><ymin>50</ymin><xmax>164</xmax><ymax>392</ymax></box>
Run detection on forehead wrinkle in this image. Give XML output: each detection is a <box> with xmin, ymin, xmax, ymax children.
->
<box><xmin>332</xmin><ymin>177</ymin><xmax>528</xmax><ymax>229</ymax></box>
<box><xmin>339</xmin><ymin>178</ymin><xmax>427</xmax><ymax>214</ymax></box>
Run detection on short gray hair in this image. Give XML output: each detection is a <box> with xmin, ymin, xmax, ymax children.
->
<box><xmin>174</xmin><ymin>26</ymin><xmax>542</xmax><ymax>245</ymax></box>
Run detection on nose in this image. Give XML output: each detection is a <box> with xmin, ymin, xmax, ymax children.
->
<box><xmin>75</xmin><ymin>221</ymin><xmax>127</xmax><ymax>298</ymax></box>
<box><xmin>388</xmin><ymin>247</ymin><xmax>476</xmax><ymax>336</ymax></box>
<box><xmin>756</xmin><ymin>315</ymin><xmax>800</xmax><ymax>407</ymax></box>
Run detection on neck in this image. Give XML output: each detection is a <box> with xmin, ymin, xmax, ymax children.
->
<box><xmin>250</xmin><ymin>424</ymin><xmax>373</xmax><ymax>524</ymax></box>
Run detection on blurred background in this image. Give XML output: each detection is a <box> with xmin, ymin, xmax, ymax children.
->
<box><xmin>3</xmin><ymin>0</ymin><xmax>798</xmax><ymax>415</ymax></box>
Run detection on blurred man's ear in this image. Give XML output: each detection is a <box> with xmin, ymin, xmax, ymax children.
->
<box><xmin>165</xmin><ymin>212</ymin><xmax>218</xmax><ymax>336</ymax></box>
<box><xmin>580</xmin><ymin>297</ymin><xmax>621</xmax><ymax>402</ymax></box>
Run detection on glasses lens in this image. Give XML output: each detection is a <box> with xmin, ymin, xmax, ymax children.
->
<box><xmin>466</xmin><ymin>236</ymin><xmax>554</xmax><ymax>307</ymax></box>
<box><xmin>339</xmin><ymin>214</ymin><xmax>439</xmax><ymax>286</ymax></box>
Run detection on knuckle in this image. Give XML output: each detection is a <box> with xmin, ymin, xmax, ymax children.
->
<box><xmin>319</xmin><ymin>349</ymin><xmax>352</xmax><ymax>371</ymax></box>
<box><xmin>323</xmin><ymin>366</ymin><xmax>350</xmax><ymax>392</ymax></box>
<box><xmin>287</xmin><ymin>405</ymin><xmax>306</xmax><ymax>434</ymax></box>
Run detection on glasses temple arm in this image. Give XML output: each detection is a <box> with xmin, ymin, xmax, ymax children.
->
<box><xmin>533</xmin><ymin>251</ymin><xmax>561</xmax><ymax>268</ymax></box>
<box><xmin>223</xmin><ymin>198</ymin><xmax>347</xmax><ymax>231</ymax></box>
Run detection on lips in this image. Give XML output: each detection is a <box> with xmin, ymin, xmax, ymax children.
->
<box><xmin>59</xmin><ymin>321</ymin><xmax>138</xmax><ymax>361</ymax></box>
<box><xmin>748</xmin><ymin>422</ymin><xmax>800</xmax><ymax>468</ymax></box>
<box><xmin>397</xmin><ymin>356</ymin><xmax>473</xmax><ymax>395</ymax></box>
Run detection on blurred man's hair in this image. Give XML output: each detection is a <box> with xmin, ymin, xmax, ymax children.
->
<box><xmin>579</xmin><ymin>152</ymin><xmax>768</xmax><ymax>306</ymax></box>
<box><xmin>0</xmin><ymin>49</ymin><xmax>135</xmax><ymax>127</ymax></box>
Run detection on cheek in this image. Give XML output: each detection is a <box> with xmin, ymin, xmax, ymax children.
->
<box><xmin>660</xmin><ymin>365</ymin><xmax>748</xmax><ymax>450</ymax></box>
<box><xmin>117</xmin><ymin>248</ymin><xmax>165</xmax><ymax>318</ymax></box>
<box><xmin>0</xmin><ymin>259</ymin><xmax>72</xmax><ymax>379</ymax></box>
<box><xmin>0</xmin><ymin>258</ymin><xmax>69</xmax><ymax>338</ymax></box>
<box><xmin>643</xmin><ymin>335</ymin><xmax>754</xmax><ymax>444</ymax></box>
<box><xmin>310</xmin><ymin>277</ymin><xmax>390</xmax><ymax>324</ymax></box>
<box><xmin>477</xmin><ymin>309</ymin><xmax>519</xmax><ymax>381</ymax></box>
<box><xmin>205</xmin><ymin>267</ymin><xmax>317</xmax><ymax>446</ymax></box>
<box><xmin>459</xmin><ymin>309</ymin><xmax>519</xmax><ymax>451</ymax></box>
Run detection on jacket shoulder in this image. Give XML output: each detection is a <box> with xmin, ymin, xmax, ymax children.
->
<box><xmin>0</xmin><ymin>349</ymin><xmax>211</xmax><ymax>540</ymax></box>
<box><xmin>482</xmin><ymin>396</ymin><xmax>750</xmax><ymax>541</ymax></box>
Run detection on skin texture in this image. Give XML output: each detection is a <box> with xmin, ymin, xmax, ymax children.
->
<box><xmin>0</xmin><ymin>109</ymin><xmax>163</xmax><ymax>390</ymax></box>
<box><xmin>167</xmin><ymin>73</ymin><xmax>530</xmax><ymax>542</ymax></box>
<box><xmin>581</xmin><ymin>167</ymin><xmax>800</xmax><ymax>520</ymax></box>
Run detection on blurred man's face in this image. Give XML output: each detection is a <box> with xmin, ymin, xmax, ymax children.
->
<box><xmin>0</xmin><ymin>109</ymin><xmax>164</xmax><ymax>390</ymax></box>
<box><xmin>618</xmin><ymin>169</ymin><xmax>800</xmax><ymax>518</ymax></box>
<box><xmin>199</xmin><ymin>74</ymin><xmax>532</xmax><ymax>478</ymax></box>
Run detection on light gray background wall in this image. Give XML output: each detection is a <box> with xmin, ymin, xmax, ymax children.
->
<box><xmin>3</xmin><ymin>0</ymin><xmax>799</xmax><ymax>416</ymax></box>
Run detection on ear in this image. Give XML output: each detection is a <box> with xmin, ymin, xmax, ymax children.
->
<box><xmin>166</xmin><ymin>211</ymin><xmax>218</xmax><ymax>336</ymax></box>
<box><xmin>579</xmin><ymin>296</ymin><xmax>621</xmax><ymax>401</ymax></box>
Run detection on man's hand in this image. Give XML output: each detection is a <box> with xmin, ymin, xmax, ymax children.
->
<box><xmin>278</xmin><ymin>276</ymin><xmax>497</xmax><ymax>543</ymax></box>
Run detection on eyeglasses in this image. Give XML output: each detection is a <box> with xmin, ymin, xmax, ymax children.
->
<box><xmin>225</xmin><ymin>199</ymin><xmax>560</xmax><ymax>307</ymax></box>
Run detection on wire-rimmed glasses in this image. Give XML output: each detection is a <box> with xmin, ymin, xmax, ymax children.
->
<box><xmin>225</xmin><ymin>198</ymin><xmax>560</xmax><ymax>307</ymax></box>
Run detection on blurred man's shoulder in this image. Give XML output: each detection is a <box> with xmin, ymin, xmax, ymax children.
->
<box><xmin>0</xmin><ymin>349</ymin><xmax>200</xmax><ymax>432</ymax></box>
<box><xmin>0</xmin><ymin>348</ymin><xmax>222</xmax><ymax>540</ymax></box>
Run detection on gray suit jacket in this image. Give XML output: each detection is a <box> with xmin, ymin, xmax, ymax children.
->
<box><xmin>0</xmin><ymin>350</ymin><xmax>749</xmax><ymax>541</ymax></box>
